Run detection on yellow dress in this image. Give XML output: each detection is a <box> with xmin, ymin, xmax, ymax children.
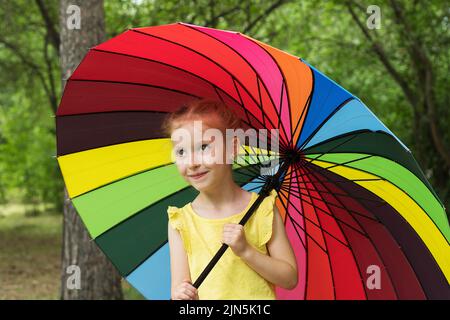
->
<box><xmin>167</xmin><ymin>189</ymin><xmax>278</xmax><ymax>300</ymax></box>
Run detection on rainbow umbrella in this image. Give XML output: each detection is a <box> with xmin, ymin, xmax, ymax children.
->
<box><xmin>56</xmin><ymin>22</ymin><xmax>450</xmax><ymax>300</ymax></box>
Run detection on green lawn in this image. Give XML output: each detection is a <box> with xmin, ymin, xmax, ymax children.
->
<box><xmin>0</xmin><ymin>203</ymin><xmax>144</xmax><ymax>300</ymax></box>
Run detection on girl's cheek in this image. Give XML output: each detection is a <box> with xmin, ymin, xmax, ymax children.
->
<box><xmin>202</xmin><ymin>152</ymin><xmax>215</xmax><ymax>165</ymax></box>
<box><xmin>174</xmin><ymin>160</ymin><xmax>186</xmax><ymax>174</ymax></box>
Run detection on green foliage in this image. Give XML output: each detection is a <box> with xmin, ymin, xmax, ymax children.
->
<box><xmin>0</xmin><ymin>90</ymin><xmax>63</xmax><ymax>209</ymax></box>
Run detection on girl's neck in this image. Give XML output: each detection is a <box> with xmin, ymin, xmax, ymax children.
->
<box><xmin>194</xmin><ymin>179</ymin><xmax>248</xmax><ymax>215</ymax></box>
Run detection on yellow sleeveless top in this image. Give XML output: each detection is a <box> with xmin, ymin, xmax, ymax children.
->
<box><xmin>167</xmin><ymin>190</ymin><xmax>278</xmax><ymax>300</ymax></box>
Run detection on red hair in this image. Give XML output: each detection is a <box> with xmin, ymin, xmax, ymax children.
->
<box><xmin>162</xmin><ymin>98</ymin><xmax>242</xmax><ymax>137</ymax></box>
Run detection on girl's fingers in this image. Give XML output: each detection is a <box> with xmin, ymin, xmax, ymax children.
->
<box><xmin>181</xmin><ymin>282</ymin><xmax>198</xmax><ymax>298</ymax></box>
<box><xmin>183</xmin><ymin>286</ymin><xmax>197</xmax><ymax>298</ymax></box>
<box><xmin>223</xmin><ymin>223</ymin><xmax>242</xmax><ymax>231</ymax></box>
<box><xmin>177</xmin><ymin>293</ymin><xmax>193</xmax><ymax>300</ymax></box>
<box><xmin>223</xmin><ymin>229</ymin><xmax>242</xmax><ymax>235</ymax></box>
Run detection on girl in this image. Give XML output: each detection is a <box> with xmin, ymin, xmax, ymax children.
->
<box><xmin>163</xmin><ymin>99</ymin><xmax>297</xmax><ymax>300</ymax></box>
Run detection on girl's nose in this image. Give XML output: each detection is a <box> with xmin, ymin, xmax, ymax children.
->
<box><xmin>189</xmin><ymin>161</ymin><xmax>200</xmax><ymax>170</ymax></box>
<box><xmin>190</xmin><ymin>151</ymin><xmax>203</xmax><ymax>166</ymax></box>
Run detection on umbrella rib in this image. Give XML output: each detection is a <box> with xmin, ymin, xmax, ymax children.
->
<box><xmin>293</xmin><ymin>163</ymin><xmax>337</xmax><ymax>298</ymax></box>
<box><xmin>287</xmin><ymin>166</ymin><xmax>307</xmax><ymax>250</ymax></box>
<box><xmin>233</xmin><ymin>34</ymin><xmax>293</xmax><ymax>147</ymax></box>
<box><xmin>270</xmin><ymin>78</ymin><xmax>291</xmax><ymax>146</ymax></box>
<box><xmin>182</xmin><ymin>24</ymin><xmax>291</xmax><ymax>145</ymax></box>
<box><xmin>299</xmin><ymin>159</ymin><xmax>389</xmax><ymax>205</ymax></box>
<box><xmin>285</xmin><ymin>154</ymin><xmax>377</xmax><ymax>180</ymax></box>
<box><xmin>90</xmin><ymin>48</ymin><xmax>271</xmax><ymax>138</ymax></box>
<box><xmin>298</xmin><ymin>97</ymin><xmax>354</xmax><ymax>150</ymax></box>
<box><xmin>296</xmin><ymin>162</ymin><xmax>369</xmax><ymax>299</ymax></box>
<box><xmin>130</xmin><ymin>29</ymin><xmax>290</xmax><ymax>149</ymax></box>
<box><xmin>277</xmin><ymin>191</ymin><xmax>307</xmax><ymax>250</ymax></box>
<box><xmin>295</xmin><ymin>165</ymin><xmax>310</xmax><ymax>299</ymax></box>
<box><xmin>278</xmin><ymin>190</ymin><xmax>349</xmax><ymax>252</ymax></box>
<box><xmin>290</xmin><ymin>92</ymin><xmax>312</xmax><ymax>148</ymax></box>
<box><xmin>69</xmin><ymin>77</ymin><xmax>200</xmax><ymax>99</ymax></box>
<box><xmin>285</xmin><ymin>178</ymin><xmax>385</xmax><ymax>186</ymax></box>
<box><xmin>284</xmin><ymin>163</ymin><xmax>371</xmax><ymax>239</ymax></box>
<box><xmin>278</xmin><ymin>183</ymin><xmax>375</xmax><ymax>238</ymax></box>
<box><xmin>310</xmin><ymin>160</ymin><xmax>445</xmax><ymax>234</ymax></box>
<box><xmin>237</xmin><ymin>147</ymin><xmax>273</xmax><ymax>176</ymax></box>
<box><xmin>256</xmin><ymin>77</ymin><xmax>268</xmax><ymax>129</ymax></box>
<box><xmin>277</xmin><ymin>193</ymin><xmax>328</xmax><ymax>252</ymax></box>
<box><xmin>293</xmin><ymin>161</ymin><xmax>372</xmax><ymax>235</ymax></box>
<box><xmin>232</xmin><ymin>76</ymin><xmax>289</xmax><ymax>150</ymax></box>
<box><xmin>278</xmin><ymin>181</ymin><xmax>381</xmax><ymax>224</ymax></box>
<box><xmin>282</xmin><ymin>186</ymin><xmax>371</xmax><ymax>241</ymax></box>
<box><xmin>302</xmin><ymin>130</ymin><xmax>365</xmax><ymax>162</ymax></box>
<box><xmin>282</xmin><ymin>154</ymin><xmax>384</xmax><ymax>187</ymax></box>
<box><xmin>281</xmin><ymin>161</ymin><xmax>387</xmax><ymax>205</ymax></box>
<box><xmin>246</xmin><ymin>142</ymin><xmax>277</xmax><ymax>169</ymax></box>
<box><xmin>232</xmin><ymin>77</ymin><xmax>253</xmax><ymax>126</ymax></box>
<box><xmin>302</xmin><ymin>129</ymin><xmax>368</xmax><ymax>155</ymax></box>
<box><xmin>278</xmin><ymin>165</ymin><xmax>306</xmax><ymax>246</ymax></box>
<box><xmin>288</xmin><ymin>164</ymin><xmax>386</xmax><ymax>206</ymax></box>
<box><xmin>302</xmin><ymin>162</ymin><xmax>401</xmax><ymax>299</ymax></box>
<box><xmin>283</xmin><ymin>196</ymin><xmax>346</xmax><ymax>253</ymax></box>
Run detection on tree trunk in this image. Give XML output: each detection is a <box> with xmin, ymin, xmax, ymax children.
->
<box><xmin>59</xmin><ymin>0</ymin><xmax>123</xmax><ymax>300</ymax></box>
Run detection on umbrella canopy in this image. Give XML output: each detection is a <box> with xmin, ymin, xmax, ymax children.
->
<box><xmin>56</xmin><ymin>22</ymin><xmax>449</xmax><ymax>300</ymax></box>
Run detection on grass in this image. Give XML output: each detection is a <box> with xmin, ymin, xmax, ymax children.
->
<box><xmin>0</xmin><ymin>202</ymin><xmax>145</xmax><ymax>300</ymax></box>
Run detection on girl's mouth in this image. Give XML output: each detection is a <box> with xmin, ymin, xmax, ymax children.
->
<box><xmin>188</xmin><ymin>171</ymin><xmax>208</xmax><ymax>180</ymax></box>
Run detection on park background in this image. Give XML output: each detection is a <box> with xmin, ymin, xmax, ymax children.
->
<box><xmin>0</xmin><ymin>0</ymin><xmax>448</xmax><ymax>299</ymax></box>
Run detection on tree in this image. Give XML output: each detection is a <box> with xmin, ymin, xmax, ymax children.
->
<box><xmin>344</xmin><ymin>0</ymin><xmax>449</xmax><ymax>208</ymax></box>
<box><xmin>59</xmin><ymin>0</ymin><xmax>123</xmax><ymax>299</ymax></box>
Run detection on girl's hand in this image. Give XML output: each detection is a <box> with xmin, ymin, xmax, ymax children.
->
<box><xmin>222</xmin><ymin>223</ymin><xmax>249</xmax><ymax>257</ymax></box>
<box><xmin>172</xmin><ymin>279</ymin><xmax>199</xmax><ymax>300</ymax></box>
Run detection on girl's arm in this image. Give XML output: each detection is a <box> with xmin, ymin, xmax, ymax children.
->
<box><xmin>223</xmin><ymin>206</ymin><xmax>298</xmax><ymax>289</ymax></box>
<box><xmin>168</xmin><ymin>224</ymin><xmax>198</xmax><ymax>299</ymax></box>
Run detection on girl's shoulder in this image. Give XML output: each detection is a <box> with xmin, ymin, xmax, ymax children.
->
<box><xmin>249</xmin><ymin>189</ymin><xmax>279</xmax><ymax>247</ymax></box>
<box><xmin>258</xmin><ymin>190</ymin><xmax>278</xmax><ymax>246</ymax></box>
<box><xmin>167</xmin><ymin>203</ymin><xmax>191</xmax><ymax>231</ymax></box>
<box><xmin>258</xmin><ymin>189</ymin><xmax>278</xmax><ymax>213</ymax></box>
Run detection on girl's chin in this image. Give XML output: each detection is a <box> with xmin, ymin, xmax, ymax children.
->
<box><xmin>191</xmin><ymin>181</ymin><xmax>212</xmax><ymax>191</ymax></box>
<box><xmin>190</xmin><ymin>179</ymin><xmax>217</xmax><ymax>192</ymax></box>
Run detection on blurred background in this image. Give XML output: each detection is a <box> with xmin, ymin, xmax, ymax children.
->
<box><xmin>0</xmin><ymin>0</ymin><xmax>448</xmax><ymax>299</ymax></box>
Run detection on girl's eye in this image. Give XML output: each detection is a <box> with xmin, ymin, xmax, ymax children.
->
<box><xmin>201</xmin><ymin>143</ymin><xmax>210</xmax><ymax>151</ymax></box>
<box><xmin>175</xmin><ymin>148</ymin><xmax>185</xmax><ymax>157</ymax></box>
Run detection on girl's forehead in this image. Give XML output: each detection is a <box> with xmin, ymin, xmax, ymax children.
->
<box><xmin>172</xmin><ymin>114</ymin><xmax>225</xmax><ymax>132</ymax></box>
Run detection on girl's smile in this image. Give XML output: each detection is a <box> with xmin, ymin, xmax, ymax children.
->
<box><xmin>188</xmin><ymin>171</ymin><xmax>209</xmax><ymax>180</ymax></box>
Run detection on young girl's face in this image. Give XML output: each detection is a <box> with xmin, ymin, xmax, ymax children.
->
<box><xmin>171</xmin><ymin>118</ymin><xmax>236</xmax><ymax>192</ymax></box>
